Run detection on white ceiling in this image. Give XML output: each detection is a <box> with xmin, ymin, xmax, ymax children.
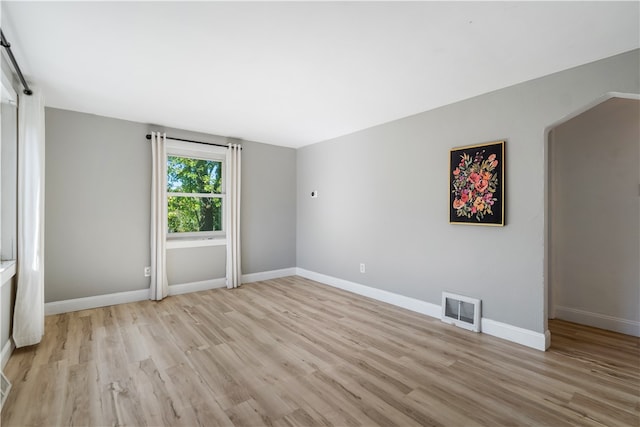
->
<box><xmin>3</xmin><ymin>1</ymin><xmax>639</xmax><ymax>148</ymax></box>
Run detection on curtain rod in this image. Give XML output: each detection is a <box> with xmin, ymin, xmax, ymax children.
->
<box><xmin>0</xmin><ymin>29</ymin><xmax>33</xmax><ymax>96</ymax></box>
<box><xmin>145</xmin><ymin>134</ymin><xmax>241</xmax><ymax>149</ymax></box>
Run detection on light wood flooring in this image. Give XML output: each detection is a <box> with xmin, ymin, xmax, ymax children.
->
<box><xmin>2</xmin><ymin>276</ymin><xmax>639</xmax><ymax>426</ymax></box>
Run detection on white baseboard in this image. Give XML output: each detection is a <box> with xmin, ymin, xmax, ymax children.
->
<box><xmin>296</xmin><ymin>268</ymin><xmax>548</xmax><ymax>351</ymax></box>
<box><xmin>44</xmin><ymin>288</ymin><xmax>150</xmax><ymax>315</ymax></box>
<box><xmin>1</xmin><ymin>339</ymin><xmax>14</xmax><ymax>369</ymax></box>
<box><xmin>555</xmin><ymin>306</ymin><xmax>639</xmax><ymax>337</ymax></box>
<box><xmin>296</xmin><ymin>268</ymin><xmax>441</xmax><ymax>320</ymax></box>
<box><xmin>168</xmin><ymin>278</ymin><xmax>226</xmax><ymax>296</ymax></box>
<box><xmin>43</xmin><ymin>267</ymin><xmax>298</xmax><ymax>315</ymax></box>
<box><xmin>481</xmin><ymin>318</ymin><xmax>550</xmax><ymax>351</ymax></box>
<box><xmin>242</xmin><ymin>267</ymin><xmax>297</xmax><ymax>284</ymax></box>
<box><xmin>167</xmin><ymin>267</ymin><xmax>297</xmax><ymax>295</ymax></box>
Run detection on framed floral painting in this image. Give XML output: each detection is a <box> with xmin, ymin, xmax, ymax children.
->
<box><xmin>450</xmin><ymin>140</ymin><xmax>505</xmax><ymax>226</ymax></box>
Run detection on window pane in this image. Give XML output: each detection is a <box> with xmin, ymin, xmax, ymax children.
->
<box><xmin>167</xmin><ymin>156</ymin><xmax>222</xmax><ymax>193</ymax></box>
<box><xmin>168</xmin><ymin>196</ymin><xmax>223</xmax><ymax>233</ymax></box>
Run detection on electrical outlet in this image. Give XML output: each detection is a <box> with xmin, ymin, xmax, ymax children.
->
<box><xmin>360</xmin><ymin>263</ymin><xmax>365</xmax><ymax>273</ymax></box>
<box><xmin>144</xmin><ymin>266</ymin><xmax>151</xmax><ymax>277</ymax></box>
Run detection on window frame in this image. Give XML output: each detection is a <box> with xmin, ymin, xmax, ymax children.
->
<box><xmin>165</xmin><ymin>140</ymin><xmax>227</xmax><ymax>242</ymax></box>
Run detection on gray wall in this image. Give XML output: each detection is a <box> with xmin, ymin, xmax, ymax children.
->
<box><xmin>550</xmin><ymin>98</ymin><xmax>639</xmax><ymax>325</ymax></box>
<box><xmin>45</xmin><ymin>110</ymin><xmax>151</xmax><ymax>302</ymax></box>
<box><xmin>45</xmin><ymin>109</ymin><xmax>296</xmax><ymax>302</ymax></box>
<box><xmin>167</xmin><ymin>246</ymin><xmax>226</xmax><ymax>285</ymax></box>
<box><xmin>241</xmin><ymin>139</ymin><xmax>297</xmax><ymax>274</ymax></box>
<box><xmin>297</xmin><ymin>49</ymin><xmax>640</xmax><ymax>333</ymax></box>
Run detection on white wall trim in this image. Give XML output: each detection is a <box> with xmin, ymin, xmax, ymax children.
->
<box><xmin>0</xmin><ymin>261</ymin><xmax>16</xmax><ymax>287</ymax></box>
<box><xmin>555</xmin><ymin>306</ymin><xmax>640</xmax><ymax>337</ymax></box>
<box><xmin>296</xmin><ymin>268</ymin><xmax>442</xmax><ymax>319</ymax></box>
<box><xmin>167</xmin><ymin>278</ymin><xmax>226</xmax><ymax>296</ymax></box>
<box><xmin>43</xmin><ymin>267</ymin><xmax>299</xmax><ymax>315</ymax></box>
<box><xmin>481</xmin><ymin>318</ymin><xmax>549</xmax><ymax>351</ymax></box>
<box><xmin>242</xmin><ymin>267</ymin><xmax>297</xmax><ymax>284</ymax></box>
<box><xmin>545</xmin><ymin>329</ymin><xmax>551</xmax><ymax>350</ymax></box>
<box><xmin>134</xmin><ymin>266</ymin><xmax>298</xmax><ymax>298</ymax></box>
<box><xmin>1</xmin><ymin>339</ymin><xmax>14</xmax><ymax>370</ymax></box>
<box><xmin>167</xmin><ymin>238</ymin><xmax>226</xmax><ymax>249</ymax></box>
<box><xmin>296</xmin><ymin>268</ymin><xmax>548</xmax><ymax>351</ymax></box>
<box><xmin>44</xmin><ymin>288</ymin><xmax>150</xmax><ymax>315</ymax></box>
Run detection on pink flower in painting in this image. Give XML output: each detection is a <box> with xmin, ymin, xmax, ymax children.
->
<box><xmin>468</xmin><ymin>172</ymin><xmax>481</xmax><ymax>185</ymax></box>
<box><xmin>476</xmin><ymin>179</ymin><xmax>489</xmax><ymax>193</ymax></box>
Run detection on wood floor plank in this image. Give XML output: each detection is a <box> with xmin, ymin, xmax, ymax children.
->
<box><xmin>224</xmin><ymin>399</ymin><xmax>273</xmax><ymax>427</ymax></box>
<box><xmin>59</xmin><ymin>361</ymin><xmax>91</xmax><ymax>426</ymax></box>
<box><xmin>164</xmin><ymin>362</ymin><xmax>235</xmax><ymax>427</ymax></box>
<box><xmin>2</xmin><ymin>277</ymin><xmax>639</xmax><ymax>426</ymax></box>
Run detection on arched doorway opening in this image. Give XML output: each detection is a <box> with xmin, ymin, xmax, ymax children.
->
<box><xmin>545</xmin><ymin>94</ymin><xmax>639</xmax><ymax>342</ymax></box>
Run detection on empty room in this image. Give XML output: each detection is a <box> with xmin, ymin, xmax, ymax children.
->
<box><xmin>0</xmin><ymin>1</ymin><xmax>638</xmax><ymax>426</ymax></box>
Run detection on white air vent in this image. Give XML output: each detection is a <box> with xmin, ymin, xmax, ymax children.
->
<box><xmin>0</xmin><ymin>371</ymin><xmax>11</xmax><ymax>410</ymax></box>
<box><xmin>441</xmin><ymin>292</ymin><xmax>481</xmax><ymax>332</ymax></box>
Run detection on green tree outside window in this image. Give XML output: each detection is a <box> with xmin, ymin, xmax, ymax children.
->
<box><xmin>167</xmin><ymin>156</ymin><xmax>223</xmax><ymax>233</ymax></box>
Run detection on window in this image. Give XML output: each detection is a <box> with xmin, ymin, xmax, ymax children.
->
<box><xmin>166</xmin><ymin>141</ymin><xmax>226</xmax><ymax>239</ymax></box>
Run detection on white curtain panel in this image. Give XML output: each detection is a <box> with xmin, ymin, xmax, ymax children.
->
<box><xmin>226</xmin><ymin>143</ymin><xmax>242</xmax><ymax>288</ymax></box>
<box><xmin>150</xmin><ymin>132</ymin><xmax>168</xmax><ymax>300</ymax></box>
<box><xmin>13</xmin><ymin>88</ymin><xmax>45</xmax><ymax>348</ymax></box>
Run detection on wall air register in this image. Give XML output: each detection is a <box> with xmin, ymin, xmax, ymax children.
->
<box><xmin>441</xmin><ymin>292</ymin><xmax>481</xmax><ymax>332</ymax></box>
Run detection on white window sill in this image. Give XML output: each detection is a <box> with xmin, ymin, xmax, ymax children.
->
<box><xmin>0</xmin><ymin>260</ymin><xmax>16</xmax><ymax>287</ymax></box>
<box><xmin>166</xmin><ymin>238</ymin><xmax>226</xmax><ymax>249</ymax></box>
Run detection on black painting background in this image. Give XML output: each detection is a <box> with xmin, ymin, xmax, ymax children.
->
<box><xmin>449</xmin><ymin>141</ymin><xmax>504</xmax><ymax>225</ymax></box>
